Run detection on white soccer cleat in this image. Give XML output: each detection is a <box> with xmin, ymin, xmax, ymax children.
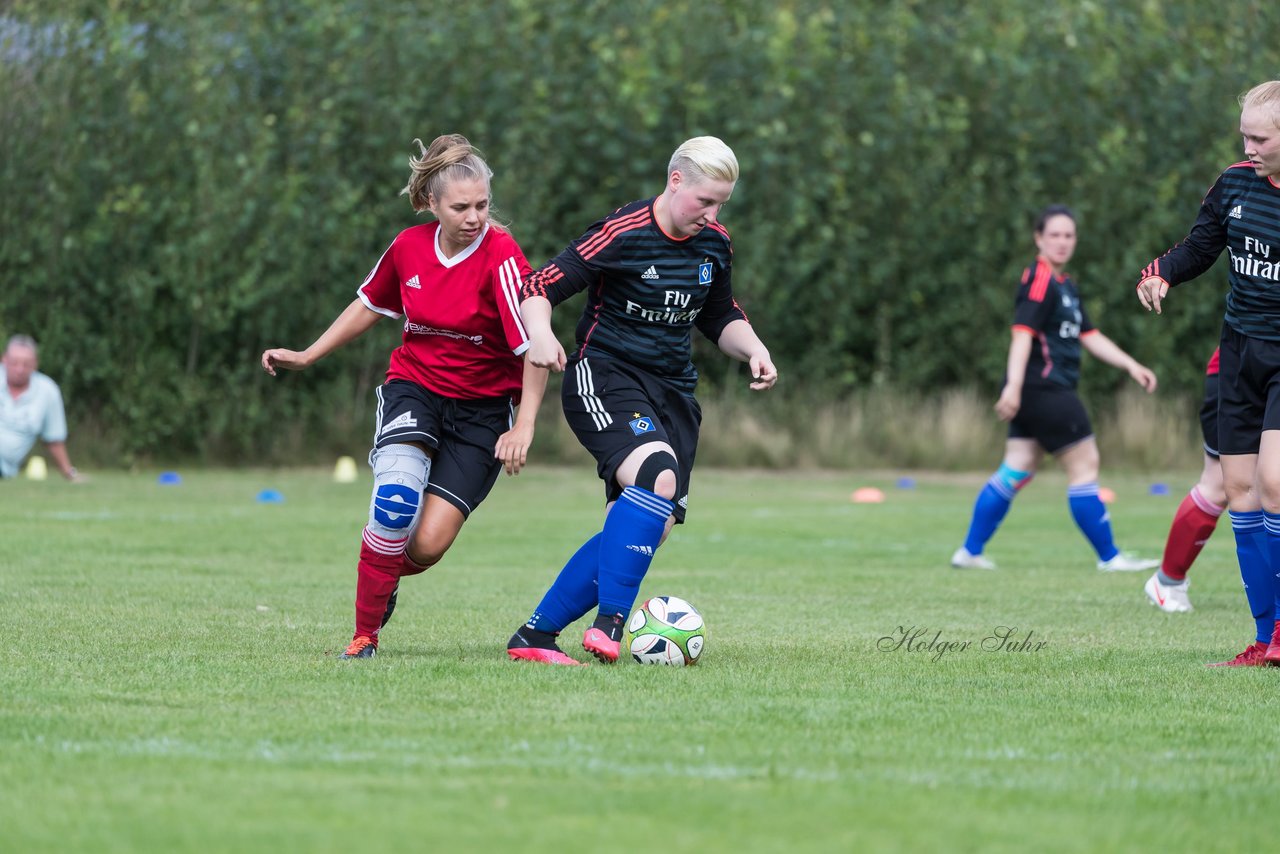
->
<box><xmin>1097</xmin><ymin>552</ymin><xmax>1160</xmax><ymax>572</ymax></box>
<box><xmin>951</xmin><ymin>547</ymin><xmax>996</xmax><ymax>570</ymax></box>
<box><xmin>1144</xmin><ymin>573</ymin><xmax>1193</xmax><ymax>613</ymax></box>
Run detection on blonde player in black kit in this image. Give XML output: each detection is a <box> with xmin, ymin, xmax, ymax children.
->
<box><xmin>1137</xmin><ymin>81</ymin><xmax>1280</xmax><ymax>667</ymax></box>
<box><xmin>506</xmin><ymin>136</ymin><xmax>778</xmax><ymax>665</ymax></box>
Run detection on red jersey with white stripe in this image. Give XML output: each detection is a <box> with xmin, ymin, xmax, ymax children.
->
<box><xmin>358</xmin><ymin>222</ymin><xmax>532</xmax><ymax>401</ymax></box>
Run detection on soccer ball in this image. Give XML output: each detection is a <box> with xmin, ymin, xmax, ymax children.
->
<box><xmin>623</xmin><ymin>596</ymin><xmax>705</xmax><ymax>666</ymax></box>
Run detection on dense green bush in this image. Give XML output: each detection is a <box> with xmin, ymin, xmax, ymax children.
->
<box><xmin>2</xmin><ymin>0</ymin><xmax>1277</xmax><ymax>463</ymax></box>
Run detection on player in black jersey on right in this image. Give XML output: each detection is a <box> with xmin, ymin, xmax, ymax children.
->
<box><xmin>952</xmin><ymin>205</ymin><xmax>1159</xmax><ymax>573</ymax></box>
<box><xmin>506</xmin><ymin>136</ymin><xmax>778</xmax><ymax>665</ymax></box>
<box><xmin>1137</xmin><ymin>81</ymin><xmax>1280</xmax><ymax>667</ymax></box>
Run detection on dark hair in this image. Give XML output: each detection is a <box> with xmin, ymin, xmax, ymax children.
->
<box><xmin>1034</xmin><ymin>204</ymin><xmax>1076</xmax><ymax>234</ymax></box>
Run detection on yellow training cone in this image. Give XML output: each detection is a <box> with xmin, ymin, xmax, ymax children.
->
<box><xmin>333</xmin><ymin>455</ymin><xmax>358</xmax><ymax>483</ymax></box>
<box><xmin>25</xmin><ymin>455</ymin><xmax>48</xmax><ymax>481</ymax></box>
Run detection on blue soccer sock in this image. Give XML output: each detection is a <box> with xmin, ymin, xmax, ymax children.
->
<box><xmin>1232</xmin><ymin>511</ymin><xmax>1273</xmax><ymax>643</ymax></box>
<box><xmin>525</xmin><ymin>533</ymin><xmax>603</xmax><ymax>634</ymax></box>
<box><xmin>597</xmin><ymin>486</ymin><xmax>674</xmax><ymax>618</ymax></box>
<box><xmin>962</xmin><ymin>484</ymin><xmax>1013</xmax><ymax>555</ymax></box>
<box><xmin>1261</xmin><ymin>512</ymin><xmax>1280</xmax><ymax>642</ymax></box>
<box><xmin>962</xmin><ymin>465</ymin><xmax>1030</xmax><ymax>555</ymax></box>
<box><xmin>1067</xmin><ymin>482</ymin><xmax>1118</xmax><ymax>562</ymax></box>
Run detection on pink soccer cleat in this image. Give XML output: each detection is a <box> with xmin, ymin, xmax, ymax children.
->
<box><xmin>582</xmin><ymin>613</ymin><xmax>626</xmax><ymax>664</ymax></box>
<box><xmin>507</xmin><ymin>626</ymin><xmax>587</xmax><ymax>666</ymax></box>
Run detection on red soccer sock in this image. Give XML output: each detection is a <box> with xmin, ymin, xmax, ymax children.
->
<box><xmin>1160</xmin><ymin>486</ymin><xmax>1224</xmax><ymax>581</ymax></box>
<box><xmin>353</xmin><ymin>540</ymin><xmax>402</xmax><ymax>642</ymax></box>
<box><xmin>400</xmin><ymin>551</ymin><xmax>432</xmax><ymax>577</ymax></box>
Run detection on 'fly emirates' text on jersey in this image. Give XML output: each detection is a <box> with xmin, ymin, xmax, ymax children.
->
<box><xmin>521</xmin><ymin>197</ymin><xmax>747</xmax><ymax>394</ymax></box>
<box><xmin>1140</xmin><ymin>162</ymin><xmax>1280</xmax><ymax>340</ymax></box>
<box><xmin>358</xmin><ymin>222</ymin><xmax>532</xmax><ymax>401</ymax></box>
<box><xmin>1012</xmin><ymin>257</ymin><xmax>1096</xmax><ymax>390</ymax></box>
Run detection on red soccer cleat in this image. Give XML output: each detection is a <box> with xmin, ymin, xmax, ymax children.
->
<box><xmin>1265</xmin><ymin>622</ymin><xmax>1280</xmax><ymax>666</ymax></box>
<box><xmin>1206</xmin><ymin>641</ymin><xmax>1269</xmax><ymax>667</ymax></box>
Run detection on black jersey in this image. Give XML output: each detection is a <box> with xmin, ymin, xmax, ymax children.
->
<box><xmin>1140</xmin><ymin>163</ymin><xmax>1280</xmax><ymax>340</ymax></box>
<box><xmin>1011</xmin><ymin>257</ymin><xmax>1096</xmax><ymax>390</ymax></box>
<box><xmin>521</xmin><ymin>198</ymin><xmax>746</xmax><ymax>393</ymax></box>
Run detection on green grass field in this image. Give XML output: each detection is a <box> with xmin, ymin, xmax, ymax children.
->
<box><xmin>1</xmin><ymin>466</ymin><xmax>1273</xmax><ymax>852</ymax></box>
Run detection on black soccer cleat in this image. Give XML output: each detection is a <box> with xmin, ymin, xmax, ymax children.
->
<box><xmin>380</xmin><ymin>583</ymin><xmax>399</xmax><ymax>629</ymax></box>
<box><xmin>340</xmin><ymin>636</ymin><xmax>377</xmax><ymax>659</ymax></box>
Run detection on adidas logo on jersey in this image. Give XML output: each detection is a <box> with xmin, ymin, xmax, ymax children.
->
<box><xmin>625</xmin><ymin>544</ymin><xmax>655</xmax><ymax>556</ymax></box>
<box><xmin>379</xmin><ymin>411</ymin><xmax>418</xmax><ymax>435</ymax></box>
<box><xmin>405</xmin><ymin>275</ymin><xmax>421</xmax><ymax>289</ymax></box>
<box><xmin>1229</xmin><ymin>205</ymin><xmax>1243</xmax><ymax>220</ymax></box>
<box><xmin>641</xmin><ymin>266</ymin><xmax>659</xmax><ymax>280</ymax></box>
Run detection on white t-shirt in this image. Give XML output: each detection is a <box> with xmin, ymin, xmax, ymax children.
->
<box><xmin>0</xmin><ymin>372</ymin><xmax>68</xmax><ymax>478</ymax></box>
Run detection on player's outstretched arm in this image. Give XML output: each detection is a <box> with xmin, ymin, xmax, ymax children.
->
<box><xmin>261</xmin><ymin>298</ymin><xmax>382</xmax><ymax>376</ymax></box>
<box><xmin>1136</xmin><ymin>276</ymin><xmax>1170</xmax><ymax>314</ymax></box>
<box><xmin>518</xmin><ymin>296</ymin><xmax>566</xmax><ymax>372</ymax></box>
<box><xmin>1081</xmin><ymin>331</ymin><xmax>1157</xmax><ymax>392</ymax></box>
<box><xmin>716</xmin><ymin>319</ymin><xmax>777</xmax><ymax>390</ymax></box>
<box><xmin>495</xmin><ymin>357</ymin><xmax>550</xmax><ymax>476</ymax></box>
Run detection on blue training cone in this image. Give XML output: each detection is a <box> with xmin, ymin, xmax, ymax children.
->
<box><xmin>157</xmin><ymin>471</ymin><xmax>182</xmax><ymax>485</ymax></box>
<box><xmin>256</xmin><ymin>489</ymin><xmax>285</xmax><ymax>504</ymax></box>
<box><xmin>1149</xmin><ymin>483</ymin><xmax>1170</xmax><ymax>496</ymax></box>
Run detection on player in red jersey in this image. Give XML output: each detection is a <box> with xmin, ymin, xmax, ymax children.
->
<box><xmin>1144</xmin><ymin>349</ymin><xmax>1225</xmax><ymax>614</ymax></box>
<box><xmin>261</xmin><ymin>134</ymin><xmax>548</xmax><ymax>659</ymax></box>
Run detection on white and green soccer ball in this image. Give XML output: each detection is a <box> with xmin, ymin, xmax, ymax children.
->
<box><xmin>623</xmin><ymin>596</ymin><xmax>705</xmax><ymax>666</ymax></box>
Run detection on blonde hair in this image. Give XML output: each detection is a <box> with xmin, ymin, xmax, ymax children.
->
<box><xmin>400</xmin><ymin>134</ymin><xmax>493</xmax><ymax>213</ymax></box>
<box><xmin>667</xmin><ymin>136</ymin><xmax>739</xmax><ymax>184</ymax></box>
<box><xmin>1240</xmin><ymin>81</ymin><xmax>1280</xmax><ymax>129</ymax></box>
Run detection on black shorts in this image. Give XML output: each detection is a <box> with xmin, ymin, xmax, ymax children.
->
<box><xmin>1198</xmin><ymin>373</ymin><xmax>1220</xmax><ymax>459</ymax></box>
<box><xmin>562</xmin><ymin>355</ymin><xmax>701</xmax><ymax>523</ymax></box>
<box><xmin>373</xmin><ymin>379</ymin><xmax>513</xmax><ymax>518</ymax></box>
<box><xmin>1007</xmin><ymin>381</ymin><xmax>1093</xmax><ymax>454</ymax></box>
<box><xmin>1217</xmin><ymin>324</ymin><xmax>1280</xmax><ymax>455</ymax></box>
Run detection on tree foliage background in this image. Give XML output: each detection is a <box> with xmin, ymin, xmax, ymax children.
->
<box><xmin>2</xmin><ymin>0</ymin><xmax>1278</xmax><ymax>463</ymax></box>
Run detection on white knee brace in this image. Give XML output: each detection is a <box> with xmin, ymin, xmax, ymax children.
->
<box><xmin>363</xmin><ymin>444</ymin><xmax>431</xmax><ymax>555</ymax></box>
